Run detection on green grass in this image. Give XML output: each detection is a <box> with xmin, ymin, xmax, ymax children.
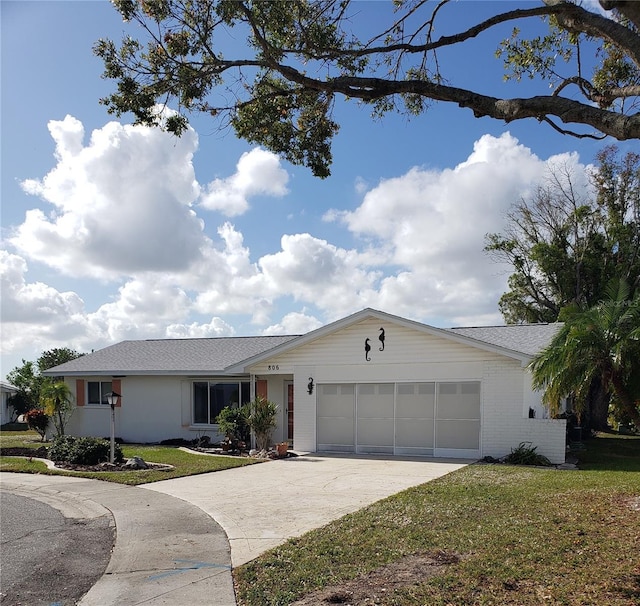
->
<box><xmin>235</xmin><ymin>434</ymin><xmax>640</xmax><ymax>606</ymax></box>
<box><xmin>0</xmin><ymin>430</ymin><xmax>258</xmax><ymax>485</ymax></box>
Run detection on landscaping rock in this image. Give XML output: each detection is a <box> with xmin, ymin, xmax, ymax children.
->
<box><xmin>124</xmin><ymin>456</ymin><xmax>148</xmax><ymax>469</ymax></box>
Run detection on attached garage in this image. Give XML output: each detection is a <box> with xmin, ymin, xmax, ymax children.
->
<box><xmin>317</xmin><ymin>381</ymin><xmax>480</xmax><ymax>457</ymax></box>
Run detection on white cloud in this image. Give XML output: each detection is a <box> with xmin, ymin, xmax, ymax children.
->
<box><xmin>262</xmin><ymin>311</ymin><xmax>323</xmax><ymax>335</ymax></box>
<box><xmin>165</xmin><ymin>317</ymin><xmax>235</xmax><ymax>338</ymax></box>
<box><xmin>200</xmin><ymin>147</ymin><xmax>289</xmax><ymax>216</ymax></box>
<box><xmin>11</xmin><ymin>115</ymin><xmax>205</xmax><ymax>278</ymax></box>
<box><xmin>2</xmin><ymin>127</ymin><xmax>593</xmax><ymax>377</ymax></box>
<box><xmin>0</xmin><ymin>251</ymin><xmax>91</xmax><ymax>359</ymax></box>
<box><xmin>325</xmin><ymin>132</ymin><xmax>589</xmax><ymax>324</ymax></box>
<box><xmin>258</xmin><ymin>233</ymin><xmax>382</xmax><ymax>317</ymax></box>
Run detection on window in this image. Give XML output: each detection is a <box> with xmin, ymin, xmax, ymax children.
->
<box><xmin>87</xmin><ymin>381</ymin><xmax>112</xmax><ymax>405</ymax></box>
<box><xmin>193</xmin><ymin>381</ymin><xmax>251</xmax><ymax>425</ymax></box>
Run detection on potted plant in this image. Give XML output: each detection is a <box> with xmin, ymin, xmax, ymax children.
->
<box><xmin>275</xmin><ymin>442</ymin><xmax>289</xmax><ymax>457</ymax></box>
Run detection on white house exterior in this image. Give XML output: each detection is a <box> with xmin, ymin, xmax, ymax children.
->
<box><xmin>44</xmin><ymin>309</ymin><xmax>567</xmax><ymax>463</ymax></box>
<box><xmin>0</xmin><ymin>381</ymin><xmax>18</xmax><ymax>426</ymax></box>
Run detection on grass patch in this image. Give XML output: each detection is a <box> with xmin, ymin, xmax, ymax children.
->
<box><xmin>0</xmin><ymin>430</ymin><xmax>258</xmax><ymax>485</ymax></box>
<box><xmin>235</xmin><ymin>434</ymin><xmax>640</xmax><ymax>606</ymax></box>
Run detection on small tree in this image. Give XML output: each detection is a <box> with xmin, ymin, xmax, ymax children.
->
<box><xmin>40</xmin><ymin>381</ymin><xmax>74</xmax><ymax>437</ymax></box>
<box><xmin>530</xmin><ymin>279</ymin><xmax>640</xmax><ymax>428</ymax></box>
<box><xmin>244</xmin><ymin>396</ymin><xmax>278</xmax><ymax>451</ymax></box>
<box><xmin>25</xmin><ymin>409</ymin><xmax>49</xmax><ymax>442</ymax></box>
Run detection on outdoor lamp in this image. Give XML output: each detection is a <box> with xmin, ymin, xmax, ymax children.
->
<box><xmin>106</xmin><ymin>391</ymin><xmax>120</xmax><ymax>408</ymax></box>
<box><xmin>105</xmin><ymin>391</ymin><xmax>121</xmax><ymax>463</ymax></box>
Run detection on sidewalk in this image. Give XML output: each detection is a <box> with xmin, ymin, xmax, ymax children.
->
<box><xmin>0</xmin><ymin>472</ymin><xmax>236</xmax><ymax>606</ymax></box>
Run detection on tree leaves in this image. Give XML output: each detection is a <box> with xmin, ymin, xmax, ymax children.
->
<box><xmin>96</xmin><ymin>0</ymin><xmax>640</xmax><ymax>176</ymax></box>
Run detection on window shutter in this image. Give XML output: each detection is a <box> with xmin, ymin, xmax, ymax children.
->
<box><xmin>76</xmin><ymin>380</ymin><xmax>85</xmax><ymax>406</ymax></box>
<box><xmin>112</xmin><ymin>379</ymin><xmax>122</xmax><ymax>407</ymax></box>
<box><xmin>256</xmin><ymin>379</ymin><xmax>268</xmax><ymax>399</ymax></box>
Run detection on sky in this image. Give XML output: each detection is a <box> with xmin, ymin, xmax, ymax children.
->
<box><xmin>1</xmin><ymin>0</ymin><xmax>637</xmax><ymax>379</ymax></box>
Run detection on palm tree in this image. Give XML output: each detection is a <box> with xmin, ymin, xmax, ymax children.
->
<box><xmin>530</xmin><ymin>280</ymin><xmax>640</xmax><ymax>429</ymax></box>
<box><xmin>40</xmin><ymin>381</ymin><xmax>75</xmax><ymax>436</ymax></box>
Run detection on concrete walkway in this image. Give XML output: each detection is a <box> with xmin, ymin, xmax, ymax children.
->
<box><xmin>1</xmin><ymin>454</ymin><xmax>468</xmax><ymax>605</ymax></box>
<box><xmin>0</xmin><ymin>472</ymin><xmax>236</xmax><ymax>606</ymax></box>
<box><xmin>144</xmin><ymin>453</ymin><xmax>469</xmax><ymax>566</ymax></box>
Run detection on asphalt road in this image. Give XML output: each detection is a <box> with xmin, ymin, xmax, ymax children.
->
<box><xmin>0</xmin><ymin>491</ymin><xmax>114</xmax><ymax>606</ymax></box>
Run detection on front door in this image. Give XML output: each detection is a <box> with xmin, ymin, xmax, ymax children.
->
<box><xmin>286</xmin><ymin>382</ymin><xmax>294</xmax><ymax>444</ymax></box>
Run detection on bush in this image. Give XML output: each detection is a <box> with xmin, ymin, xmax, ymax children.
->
<box><xmin>505</xmin><ymin>441</ymin><xmax>551</xmax><ymax>466</ymax></box>
<box><xmin>244</xmin><ymin>396</ymin><xmax>278</xmax><ymax>451</ymax></box>
<box><xmin>49</xmin><ymin>435</ymin><xmax>124</xmax><ymax>465</ymax></box>
<box><xmin>216</xmin><ymin>406</ymin><xmax>250</xmax><ymax>446</ymax></box>
<box><xmin>25</xmin><ymin>408</ymin><xmax>49</xmax><ymax>441</ymax></box>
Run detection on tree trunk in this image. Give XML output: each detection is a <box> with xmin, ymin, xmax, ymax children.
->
<box><xmin>584</xmin><ymin>377</ymin><xmax>611</xmax><ymax>431</ymax></box>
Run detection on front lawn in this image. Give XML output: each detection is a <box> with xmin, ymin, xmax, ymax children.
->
<box><xmin>0</xmin><ymin>429</ymin><xmax>258</xmax><ymax>485</ymax></box>
<box><xmin>234</xmin><ymin>434</ymin><xmax>640</xmax><ymax>606</ymax></box>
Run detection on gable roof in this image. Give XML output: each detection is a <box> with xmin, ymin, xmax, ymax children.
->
<box><xmin>43</xmin><ymin>309</ymin><xmax>562</xmax><ymax>377</ymax></box>
<box><xmin>43</xmin><ymin>335</ymin><xmax>299</xmax><ymax>377</ymax></box>
<box><xmin>229</xmin><ymin>308</ymin><xmax>560</xmax><ymax>372</ymax></box>
<box><xmin>448</xmin><ymin>323</ymin><xmax>562</xmax><ymax>357</ymax></box>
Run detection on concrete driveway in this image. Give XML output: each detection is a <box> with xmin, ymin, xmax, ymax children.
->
<box><xmin>144</xmin><ymin>453</ymin><xmax>469</xmax><ymax>566</ymax></box>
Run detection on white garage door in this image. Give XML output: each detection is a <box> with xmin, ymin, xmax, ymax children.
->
<box><xmin>317</xmin><ymin>384</ymin><xmax>355</xmax><ymax>452</ymax></box>
<box><xmin>316</xmin><ymin>381</ymin><xmax>480</xmax><ymax>457</ymax></box>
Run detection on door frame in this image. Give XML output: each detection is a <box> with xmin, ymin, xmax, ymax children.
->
<box><xmin>285</xmin><ymin>380</ymin><xmax>294</xmax><ymax>445</ymax></box>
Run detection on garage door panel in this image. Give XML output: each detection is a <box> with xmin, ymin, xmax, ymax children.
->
<box><xmin>317</xmin><ymin>384</ymin><xmax>355</xmax><ymax>451</ymax></box>
<box><xmin>357</xmin><ymin>418</ymin><xmax>394</xmax><ymax>446</ymax></box>
<box><xmin>358</xmin><ymin>398</ymin><xmax>394</xmax><ymax>417</ymax></box>
<box><xmin>396</xmin><ymin>382</ymin><xmax>435</xmax><ymax>418</ymax></box>
<box><xmin>396</xmin><ymin>419</ymin><xmax>434</xmax><ymax>448</ymax></box>
<box><xmin>436</xmin><ymin>420</ymin><xmax>480</xmax><ymax>449</ymax></box>
<box><xmin>437</xmin><ymin>381</ymin><xmax>480</xmax><ymax>420</ymax></box>
<box><xmin>317</xmin><ymin>417</ymin><xmax>354</xmax><ymax>446</ymax></box>
<box><xmin>317</xmin><ymin>384</ymin><xmax>354</xmax><ymax>416</ymax></box>
<box><xmin>437</xmin><ymin>399</ymin><xmax>480</xmax><ymax>420</ymax></box>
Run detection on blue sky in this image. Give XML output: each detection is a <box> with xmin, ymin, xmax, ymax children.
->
<box><xmin>1</xmin><ymin>0</ymin><xmax>636</xmax><ymax>379</ymax></box>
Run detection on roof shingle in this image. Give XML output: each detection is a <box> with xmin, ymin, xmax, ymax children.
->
<box><xmin>46</xmin><ymin>335</ymin><xmax>299</xmax><ymax>376</ymax></box>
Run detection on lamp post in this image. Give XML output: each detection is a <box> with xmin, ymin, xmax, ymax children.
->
<box><xmin>105</xmin><ymin>391</ymin><xmax>121</xmax><ymax>463</ymax></box>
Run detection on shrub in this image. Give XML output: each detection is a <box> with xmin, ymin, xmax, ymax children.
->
<box><xmin>244</xmin><ymin>396</ymin><xmax>278</xmax><ymax>451</ymax></box>
<box><xmin>25</xmin><ymin>408</ymin><xmax>49</xmax><ymax>441</ymax></box>
<box><xmin>49</xmin><ymin>435</ymin><xmax>124</xmax><ymax>465</ymax></box>
<box><xmin>216</xmin><ymin>406</ymin><xmax>250</xmax><ymax>446</ymax></box>
<box><xmin>505</xmin><ymin>441</ymin><xmax>551</xmax><ymax>466</ymax></box>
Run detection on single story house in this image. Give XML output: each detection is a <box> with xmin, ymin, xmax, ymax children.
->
<box><xmin>44</xmin><ymin>308</ymin><xmax>567</xmax><ymax>463</ymax></box>
<box><xmin>0</xmin><ymin>380</ymin><xmax>19</xmax><ymax>426</ymax></box>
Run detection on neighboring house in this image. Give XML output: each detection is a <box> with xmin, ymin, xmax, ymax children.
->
<box><xmin>43</xmin><ymin>308</ymin><xmax>567</xmax><ymax>463</ymax></box>
<box><xmin>0</xmin><ymin>381</ymin><xmax>19</xmax><ymax>426</ymax></box>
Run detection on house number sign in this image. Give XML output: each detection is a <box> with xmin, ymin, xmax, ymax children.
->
<box><xmin>267</xmin><ymin>364</ymin><xmax>280</xmax><ymax>371</ymax></box>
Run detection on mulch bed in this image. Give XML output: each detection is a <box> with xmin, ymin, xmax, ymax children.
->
<box><xmin>0</xmin><ymin>446</ymin><xmax>165</xmax><ymax>472</ymax></box>
<box><xmin>0</xmin><ymin>446</ymin><xmax>49</xmax><ymax>458</ymax></box>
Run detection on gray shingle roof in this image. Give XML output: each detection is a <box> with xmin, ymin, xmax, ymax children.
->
<box><xmin>45</xmin><ymin>335</ymin><xmax>299</xmax><ymax>376</ymax></box>
<box><xmin>448</xmin><ymin>323</ymin><xmax>562</xmax><ymax>357</ymax></box>
<box><xmin>44</xmin><ymin>313</ymin><xmax>562</xmax><ymax>378</ymax></box>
